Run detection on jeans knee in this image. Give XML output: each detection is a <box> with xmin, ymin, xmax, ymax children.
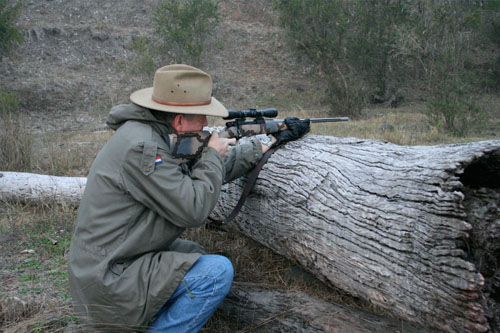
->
<box><xmin>203</xmin><ymin>255</ymin><xmax>233</xmax><ymax>295</ymax></box>
<box><xmin>219</xmin><ymin>256</ymin><xmax>234</xmax><ymax>289</ymax></box>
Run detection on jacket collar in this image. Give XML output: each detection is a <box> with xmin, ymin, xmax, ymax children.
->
<box><xmin>106</xmin><ymin>103</ymin><xmax>175</xmax><ymax>134</ymax></box>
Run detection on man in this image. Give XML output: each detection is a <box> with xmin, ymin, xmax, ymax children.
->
<box><xmin>68</xmin><ymin>64</ymin><xmax>308</xmax><ymax>332</ymax></box>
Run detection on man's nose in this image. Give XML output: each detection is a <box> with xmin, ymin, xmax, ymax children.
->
<box><xmin>202</xmin><ymin>116</ymin><xmax>208</xmax><ymax>126</ymax></box>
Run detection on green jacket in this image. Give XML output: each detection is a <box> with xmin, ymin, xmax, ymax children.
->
<box><xmin>68</xmin><ymin>104</ymin><xmax>262</xmax><ymax>330</ymax></box>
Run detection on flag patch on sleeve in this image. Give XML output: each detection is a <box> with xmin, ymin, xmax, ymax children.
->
<box><xmin>155</xmin><ymin>156</ymin><xmax>163</xmax><ymax>165</ymax></box>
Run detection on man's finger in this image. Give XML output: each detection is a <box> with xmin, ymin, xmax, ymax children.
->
<box><xmin>228</xmin><ymin>138</ymin><xmax>237</xmax><ymax>146</ymax></box>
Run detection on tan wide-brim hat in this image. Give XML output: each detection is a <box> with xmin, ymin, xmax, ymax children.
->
<box><xmin>130</xmin><ymin>64</ymin><xmax>228</xmax><ymax>117</ymax></box>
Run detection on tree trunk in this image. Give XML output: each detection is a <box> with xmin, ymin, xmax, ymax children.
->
<box><xmin>220</xmin><ymin>283</ymin><xmax>436</xmax><ymax>332</ymax></box>
<box><xmin>1</xmin><ymin>136</ymin><xmax>499</xmax><ymax>332</ymax></box>
<box><xmin>209</xmin><ymin>136</ymin><xmax>500</xmax><ymax>333</ymax></box>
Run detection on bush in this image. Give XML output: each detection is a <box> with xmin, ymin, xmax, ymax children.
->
<box><xmin>0</xmin><ymin>0</ymin><xmax>23</xmax><ymax>58</ymax></box>
<box><xmin>129</xmin><ymin>36</ymin><xmax>156</xmax><ymax>77</ymax></box>
<box><xmin>428</xmin><ymin>94</ymin><xmax>484</xmax><ymax>137</ymax></box>
<box><xmin>0</xmin><ymin>91</ymin><xmax>32</xmax><ymax>171</ymax></box>
<box><xmin>153</xmin><ymin>0</ymin><xmax>221</xmax><ymax>66</ymax></box>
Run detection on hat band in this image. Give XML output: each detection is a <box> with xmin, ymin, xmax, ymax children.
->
<box><xmin>152</xmin><ymin>96</ymin><xmax>211</xmax><ymax>106</ymax></box>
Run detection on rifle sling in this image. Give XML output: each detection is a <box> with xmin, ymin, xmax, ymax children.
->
<box><xmin>209</xmin><ymin>145</ymin><xmax>280</xmax><ymax>226</ymax></box>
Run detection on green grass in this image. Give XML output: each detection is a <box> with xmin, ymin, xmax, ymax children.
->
<box><xmin>0</xmin><ymin>203</ymin><xmax>76</xmax><ymax>332</ymax></box>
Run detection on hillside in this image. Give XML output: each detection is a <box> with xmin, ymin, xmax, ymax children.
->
<box><xmin>0</xmin><ymin>0</ymin><xmax>316</xmax><ymax>132</ymax></box>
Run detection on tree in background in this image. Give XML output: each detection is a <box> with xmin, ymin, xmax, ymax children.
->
<box><xmin>481</xmin><ymin>0</ymin><xmax>500</xmax><ymax>90</ymax></box>
<box><xmin>274</xmin><ymin>0</ymin><xmax>498</xmax><ymax>134</ymax></box>
<box><xmin>274</xmin><ymin>0</ymin><xmax>412</xmax><ymax>117</ymax></box>
<box><xmin>408</xmin><ymin>0</ymin><xmax>486</xmax><ymax>136</ymax></box>
<box><xmin>273</xmin><ymin>0</ymin><xmax>366</xmax><ymax>117</ymax></box>
<box><xmin>153</xmin><ymin>0</ymin><xmax>221</xmax><ymax>67</ymax></box>
<box><xmin>0</xmin><ymin>0</ymin><xmax>23</xmax><ymax>59</ymax></box>
<box><xmin>347</xmin><ymin>0</ymin><xmax>412</xmax><ymax>104</ymax></box>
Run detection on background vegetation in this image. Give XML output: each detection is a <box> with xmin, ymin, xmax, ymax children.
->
<box><xmin>0</xmin><ymin>0</ymin><xmax>23</xmax><ymax>59</ymax></box>
<box><xmin>274</xmin><ymin>0</ymin><xmax>500</xmax><ymax>137</ymax></box>
<box><xmin>153</xmin><ymin>0</ymin><xmax>221</xmax><ymax>67</ymax></box>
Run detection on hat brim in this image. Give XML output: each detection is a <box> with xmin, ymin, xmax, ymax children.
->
<box><xmin>130</xmin><ymin>87</ymin><xmax>228</xmax><ymax>117</ymax></box>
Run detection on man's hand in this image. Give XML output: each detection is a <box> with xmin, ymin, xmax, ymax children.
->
<box><xmin>272</xmin><ymin>117</ymin><xmax>310</xmax><ymax>147</ymax></box>
<box><xmin>208</xmin><ymin>132</ymin><xmax>236</xmax><ymax>158</ymax></box>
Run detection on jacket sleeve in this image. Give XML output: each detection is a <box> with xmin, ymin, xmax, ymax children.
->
<box><xmin>120</xmin><ymin>142</ymin><xmax>225</xmax><ymax>228</ymax></box>
<box><xmin>223</xmin><ymin>138</ymin><xmax>263</xmax><ymax>183</ymax></box>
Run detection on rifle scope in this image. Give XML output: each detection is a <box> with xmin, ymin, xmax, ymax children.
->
<box><xmin>224</xmin><ymin>108</ymin><xmax>278</xmax><ymax>120</ymax></box>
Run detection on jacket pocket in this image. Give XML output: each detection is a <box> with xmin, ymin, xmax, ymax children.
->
<box><xmin>109</xmin><ymin>259</ymin><xmax>131</xmax><ymax>276</ymax></box>
<box><xmin>140</xmin><ymin>140</ymin><xmax>157</xmax><ymax>176</ymax></box>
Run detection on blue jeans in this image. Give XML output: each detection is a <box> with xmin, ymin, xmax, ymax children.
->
<box><xmin>147</xmin><ymin>255</ymin><xmax>234</xmax><ymax>333</ymax></box>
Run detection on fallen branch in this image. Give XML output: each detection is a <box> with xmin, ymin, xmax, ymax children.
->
<box><xmin>220</xmin><ymin>283</ymin><xmax>435</xmax><ymax>332</ymax></box>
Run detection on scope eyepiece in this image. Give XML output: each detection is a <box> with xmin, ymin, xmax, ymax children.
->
<box><xmin>224</xmin><ymin>108</ymin><xmax>278</xmax><ymax>120</ymax></box>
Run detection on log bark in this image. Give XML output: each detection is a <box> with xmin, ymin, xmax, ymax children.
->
<box><xmin>0</xmin><ymin>172</ymin><xmax>86</xmax><ymax>205</ymax></box>
<box><xmin>209</xmin><ymin>136</ymin><xmax>500</xmax><ymax>333</ymax></box>
<box><xmin>220</xmin><ymin>283</ymin><xmax>436</xmax><ymax>332</ymax></box>
<box><xmin>1</xmin><ymin>136</ymin><xmax>499</xmax><ymax>332</ymax></box>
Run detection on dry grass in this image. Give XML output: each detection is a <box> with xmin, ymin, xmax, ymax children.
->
<box><xmin>1</xmin><ymin>97</ymin><xmax>499</xmax><ymax>331</ymax></box>
<box><xmin>28</xmin><ymin>128</ymin><xmax>112</xmax><ymax>177</ymax></box>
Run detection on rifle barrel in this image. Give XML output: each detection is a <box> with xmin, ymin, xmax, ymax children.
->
<box><xmin>274</xmin><ymin>117</ymin><xmax>349</xmax><ymax>122</ymax></box>
<box><xmin>309</xmin><ymin>117</ymin><xmax>349</xmax><ymax>122</ymax></box>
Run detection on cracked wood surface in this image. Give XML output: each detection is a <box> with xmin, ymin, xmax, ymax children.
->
<box><xmin>210</xmin><ymin>136</ymin><xmax>500</xmax><ymax>333</ymax></box>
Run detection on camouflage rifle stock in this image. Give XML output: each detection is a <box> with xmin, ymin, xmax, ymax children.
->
<box><xmin>161</xmin><ymin>108</ymin><xmax>349</xmax><ymax>160</ymax></box>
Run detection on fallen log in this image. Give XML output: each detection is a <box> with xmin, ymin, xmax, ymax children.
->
<box><xmin>0</xmin><ymin>172</ymin><xmax>85</xmax><ymax>205</ymax></box>
<box><xmin>210</xmin><ymin>136</ymin><xmax>500</xmax><ymax>333</ymax></box>
<box><xmin>220</xmin><ymin>283</ymin><xmax>436</xmax><ymax>332</ymax></box>
<box><xmin>1</xmin><ymin>136</ymin><xmax>499</xmax><ymax>332</ymax></box>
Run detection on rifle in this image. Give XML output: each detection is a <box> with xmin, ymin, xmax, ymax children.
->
<box><xmin>162</xmin><ymin>108</ymin><xmax>349</xmax><ymax>160</ymax></box>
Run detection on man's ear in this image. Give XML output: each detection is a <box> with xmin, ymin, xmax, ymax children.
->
<box><xmin>172</xmin><ymin>114</ymin><xmax>184</xmax><ymax>132</ymax></box>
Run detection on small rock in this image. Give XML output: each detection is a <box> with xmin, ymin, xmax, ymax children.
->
<box><xmin>379</xmin><ymin>124</ymin><xmax>394</xmax><ymax>132</ymax></box>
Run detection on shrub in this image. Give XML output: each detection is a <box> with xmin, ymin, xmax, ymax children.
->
<box><xmin>129</xmin><ymin>36</ymin><xmax>156</xmax><ymax>77</ymax></box>
<box><xmin>428</xmin><ymin>94</ymin><xmax>484</xmax><ymax>137</ymax></box>
<box><xmin>153</xmin><ymin>0</ymin><xmax>221</xmax><ymax>66</ymax></box>
<box><xmin>0</xmin><ymin>0</ymin><xmax>23</xmax><ymax>58</ymax></box>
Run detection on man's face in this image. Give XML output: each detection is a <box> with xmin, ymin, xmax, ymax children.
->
<box><xmin>175</xmin><ymin>114</ymin><xmax>208</xmax><ymax>133</ymax></box>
